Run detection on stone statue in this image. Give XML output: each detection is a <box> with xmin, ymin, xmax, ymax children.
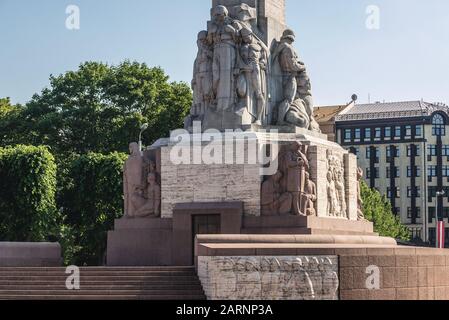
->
<box><xmin>326</xmin><ymin>151</ymin><xmax>347</xmax><ymax>218</ymax></box>
<box><xmin>236</xmin><ymin>27</ymin><xmax>268</xmax><ymax>125</ymax></box>
<box><xmin>357</xmin><ymin>167</ymin><xmax>365</xmax><ymax>221</ymax></box>
<box><xmin>335</xmin><ymin>167</ymin><xmax>347</xmax><ymax>218</ymax></box>
<box><xmin>124</xmin><ymin>142</ymin><xmax>144</xmax><ymax>218</ymax></box>
<box><xmin>283</xmin><ymin>142</ymin><xmax>309</xmax><ymax>216</ymax></box>
<box><xmin>301</xmin><ymin>172</ymin><xmax>317</xmax><ymax>216</ymax></box>
<box><xmin>208</xmin><ymin>5</ymin><xmax>240</xmax><ymax>111</ymax></box>
<box><xmin>188</xmin><ymin>30</ymin><xmax>213</xmax><ymax>126</ymax></box>
<box><xmin>272</xmin><ymin>29</ymin><xmax>320</xmax><ymax>132</ymax></box>
<box><xmin>133</xmin><ymin>172</ymin><xmax>161</xmax><ymax>218</ymax></box>
<box><xmin>261</xmin><ymin>171</ymin><xmax>292</xmax><ymax>216</ymax></box>
<box><xmin>326</xmin><ymin>171</ymin><xmax>338</xmax><ymax>217</ymax></box>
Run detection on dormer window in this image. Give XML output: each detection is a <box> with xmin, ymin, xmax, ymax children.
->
<box><xmin>432</xmin><ymin>114</ymin><xmax>446</xmax><ymax>136</ymax></box>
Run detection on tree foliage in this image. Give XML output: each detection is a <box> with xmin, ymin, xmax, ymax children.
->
<box><xmin>58</xmin><ymin>152</ymin><xmax>127</xmax><ymax>265</ymax></box>
<box><xmin>0</xmin><ymin>61</ymin><xmax>192</xmax><ymax>153</ymax></box>
<box><xmin>0</xmin><ymin>145</ymin><xmax>60</xmax><ymax>242</ymax></box>
<box><xmin>361</xmin><ymin>181</ymin><xmax>411</xmax><ymax>241</ymax></box>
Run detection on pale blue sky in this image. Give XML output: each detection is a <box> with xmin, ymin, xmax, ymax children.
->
<box><xmin>0</xmin><ymin>0</ymin><xmax>448</xmax><ymax>106</ymax></box>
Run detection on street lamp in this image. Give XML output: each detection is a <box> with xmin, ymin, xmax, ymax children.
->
<box><xmin>436</xmin><ymin>190</ymin><xmax>446</xmax><ymax>248</ymax></box>
<box><xmin>139</xmin><ymin>123</ymin><xmax>149</xmax><ymax>154</ymax></box>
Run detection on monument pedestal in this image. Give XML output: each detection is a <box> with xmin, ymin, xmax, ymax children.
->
<box><xmin>107</xmin><ymin>218</ymin><xmax>173</xmax><ymax>266</ymax></box>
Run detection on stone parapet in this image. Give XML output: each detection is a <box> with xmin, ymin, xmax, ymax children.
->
<box><xmin>0</xmin><ymin>242</ymin><xmax>61</xmax><ymax>267</ymax></box>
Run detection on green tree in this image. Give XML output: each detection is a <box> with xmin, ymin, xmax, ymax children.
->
<box><xmin>5</xmin><ymin>61</ymin><xmax>191</xmax><ymax>154</ymax></box>
<box><xmin>361</xmin><ymin>181</ymin><xmax>411</xmax><ymax>241</ymax></box>
<box><xmin>58</xmin><ymin>152</ymin><xmax>127</xmax><ymax>265</ymax></box>
<box><xmin>0</xmin><ymin>98</ymin><xmax>24</xmax><ymax>146</ymax></box>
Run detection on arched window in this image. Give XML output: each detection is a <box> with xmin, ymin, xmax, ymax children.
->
<box><xmin>432</xmin><ymin>114</ymin><xmax>446</xmax><ymax>136</ymax></box>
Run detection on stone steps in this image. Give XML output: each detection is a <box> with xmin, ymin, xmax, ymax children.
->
<box><xmin>0</xmin><ymin>295</ymin><xmax>206</xmax><ymax>301</ymax></box>
<box><xmin>0</xmin><ymin>267</ymin><xmax>206</xmax><ymax>300</ymax></box>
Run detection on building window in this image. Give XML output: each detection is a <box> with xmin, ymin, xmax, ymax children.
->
<box><xmin>407</xmin><ymin>145</ymin><xmax>421</xmax><ymax>157</ymax></box>
<box><xmin>405</xmin><ymin>126</ymin><xmax>412</xmax><ymax>138</ymax></box>
<box><xmin>407</xmin><ymin>208</ymin><xmax>421</xmax><ymax>219</ymax></box>
<box><xmin>428</xmin><ymin>145</ymin><xmax>437</xmax><ymax>156</ymax></box>
<box><xmin>428</xmin><ymin>166</ymin><xmax>437</xmax><ymax>178</ymax></box>
<box><xmin>366</xmin><ymin>168</ymin><xmax>379</xmax><ymax>179</ymax></box>
<box><xmin>407</xmin><ymin>187</ymin><xmax>420</xmax><ymax>198</ymax></box>
<box><xmin>415</xmin><ymin>125</ymin><xmax>423</xmax><ymax>138</ymax></box>
<box><xmin>385</xmin><ymin>127</ymin><xmax>392</xmax><ymax>140</ymax></box>
<box><xmin>364</xmin><ymin>128</ymin><xmax>371</xmax><ymax>141</ymax></box>
<box><xmin>432</xmin><ymin>114</ymin><xmax>446</xmax><ymax>136</ymax></box>
<box><xmin>366</xmin><ymin>147</ymin><xmax>380</xmax><ymax>160</ymax></box>
<box><xmin>395</xmin><ymin>126</ymin><xmax>402</xmax><ymax>139</ymax></box>
<box><xmin>407</xmin><ymin>166</ymin><xmax>420</xmax><ymax>177</ymax></box>
<box><xmin>386</xmin><ymin>146</ymin><xmax>400</xmax><ymax>159</ymax></box>
<box><xmin>354</xmin><ymin>128</ymin><xmax>361</xmax><ymax>140</ymax></box>
<box><xmin>387</xmin><ymin>187</ymin><xmax>399</xmax><ymax>198</ymax></box>
<box><xmin>344</xmin><ymin>129</ymin><xmax>351</xmax><ymax>142</ymax></box>
<box><xmin>443</xmin><ymin>166</ymin><xmax>449</xmax><ymax>177</ymax></box>
<box><xmin>386</xmin><ymin>167</ymin><xmax>400</xmax><ymax>178</ymax></box>
<box><xmin>375</xmin><ymin>128</ymin><xmax>382</xmax><ymax>139</ymax></box>
<box><xmin>443</xmin><ymin>146</ymin><xmax>449</xmax><ymax>156</ymax></box>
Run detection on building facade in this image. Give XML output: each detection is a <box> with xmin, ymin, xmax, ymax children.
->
<box><xmin>335</xmin><ymin>101</ymin><xmax>449</xmax><ymax>245</ymax></box>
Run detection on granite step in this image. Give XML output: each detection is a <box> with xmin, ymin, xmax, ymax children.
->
<box><xmin>0</xmin><ymin>295</ymin><xmax>207</xmax><ymax>301</ymax></box>
<box><xmin>0</xmin><ymin>267</ymin><xmax>206</xmax><ymax>300</ymax></box>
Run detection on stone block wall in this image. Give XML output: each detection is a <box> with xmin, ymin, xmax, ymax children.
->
<box><xmin>197</xmin><ymin>256</ymin><xmax>339</xmax><ymax>300</ymax></box>
<box><xmin>339</xmin><ymin>247</ymin><xmax>449</xmax><ymax>300</ymax></box>
<box><xmin>160</xmin><ymin>143</ymin><xmax>261</xmax><ymax>218</ymax></box>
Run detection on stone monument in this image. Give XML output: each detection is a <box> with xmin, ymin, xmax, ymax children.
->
<box><xmin>106</xmin><ymin>0</ymin><xmax>394</xmax><ymax>300</ymax></box>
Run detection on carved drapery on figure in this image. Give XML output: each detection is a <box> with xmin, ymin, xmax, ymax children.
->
<box><xmin>356</xmin><ymin>167</ymin><xmax>365</xmax><ymax>221</ymax></box>
<box><xmin>326</xmin><ymin>151</ymin><xmax>347</xmax><ymax>218</ymax></box>
<box><xmin>261</xmin><ymin>142</ymin><xmax>317</xmax><ymax>216</ymax></box>
<box><xmin>123</xmin><ymin>143</ymin><xmax>161</xmax><ymax>219</ymax></box>
<box><xmin>186</xmin><ymin>3</ymin><xmax>320</xmax><ymax>132</ymax></box>
<box><xmin>271</xmin><ymin>29</ymin><xmax>320</xmax><ymax>132</ymax></box>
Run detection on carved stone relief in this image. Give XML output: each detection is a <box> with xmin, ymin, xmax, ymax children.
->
<box><xmin>197</xmin><ymin>256</ymin><xmax>339</xmax><ymax>300</ymax></box>
<box><xmin>123</xmin><ymin>143</ymin><xmax>161</xmax><ymax>219</ymax></box>
<box><xmin>261</xmin><ymin>142</ymin><xmax>317</xmax><ymax>217</ymax></box>
<box><xmin>326</xmin><ymin>150</ymin><xmax>347</xmax><ymax>218</ymax></box>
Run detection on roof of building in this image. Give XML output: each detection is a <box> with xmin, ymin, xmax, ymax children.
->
<box><xmin>314</xmin><ymin>103</ymin><xmax>353</xmax><ymax>123</ymax></box>
<box><xmin>335</xmin><ymin>100</ymin><xmax>449</xmax><ymax>122</ymax></box>
<box><xmin>314</xmin><ymin>105</ymin><xmax>346</xmax><ymax>123</ymax></box>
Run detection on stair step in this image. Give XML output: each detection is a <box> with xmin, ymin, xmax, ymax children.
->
<box><xmin>0</xmin><ymin>295</ymin><xmax>207</xmax><ymax>301</ymax></box>
<box><xmin>0</xmin><ymin>290</ymin><xmax>205</xmax><ymax>295</ymax></box>
<box><xmin>0</xmin><ymin>267</ymin><xmax>195</xmax><ymax>272</ymax></box>
<box><xmin>0</xmin><ymin>267</ymin><xmax>206</xmax><ymax>300</ymax></box>
<box><xmin>0</xmin><ymin>276</ymin><xmax>198</xmax><ymax>281</ymax></box>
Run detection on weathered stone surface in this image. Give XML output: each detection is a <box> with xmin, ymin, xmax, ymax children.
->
<box><xmin>197</xmin><ymin>256</ymin><xmax>339</xmax><ymax>300</ymax></box>
<box><xmin>0</xmin><ymin>242</ymin><xmax>62</xmax><ymax>267</ymax></box>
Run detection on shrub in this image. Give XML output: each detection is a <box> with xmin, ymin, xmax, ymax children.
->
<box><xmin>0</xmin><ymin>145</ymin><xmax>59</xmax><ymax>241</ymax></box>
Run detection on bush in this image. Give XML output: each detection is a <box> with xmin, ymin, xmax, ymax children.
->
<box><xmin>0</xmin><ymin>145</ymin><xmax>59</xmax><ymax>241</ymax></box>
<box><xmin>58</xmin><ymin>152</ymin><xmax>127</xmax><ymax>265</ymax></box>
<box><xmin>361</xmin><ymin>181</ymin><xmax>411</xmax><ymax>241</ymax></box>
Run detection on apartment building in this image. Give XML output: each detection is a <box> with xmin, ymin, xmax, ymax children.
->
<box><xmin>334</xmin><ymin>100</ymin><xmax>449</xmax><ymax>245</ymax></box>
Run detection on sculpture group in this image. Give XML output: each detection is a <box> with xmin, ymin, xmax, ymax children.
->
<box><xmin>261</xmin><ymin>142</ymin><xmax>316</xmax><ymax>217</ymax></box>
<box><xmin>186</xmin><ymin>3</ymin><xmax>321</xmax><ymax>131</ymax></box>
<box><xmin>123</xmin><ymin>143</ymin><xmax>161</xmax><ymax>218</ymax></box>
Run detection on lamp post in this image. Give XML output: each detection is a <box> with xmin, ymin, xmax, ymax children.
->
<box><xmin>139</xmin><ymin>123</ymin><xmax>149</xmax><ymax>154</ymax></box>
<box><xmin>436</xmin><ymin>190</ymin><xmax>445</xmax><ymax>248</ymax></box>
